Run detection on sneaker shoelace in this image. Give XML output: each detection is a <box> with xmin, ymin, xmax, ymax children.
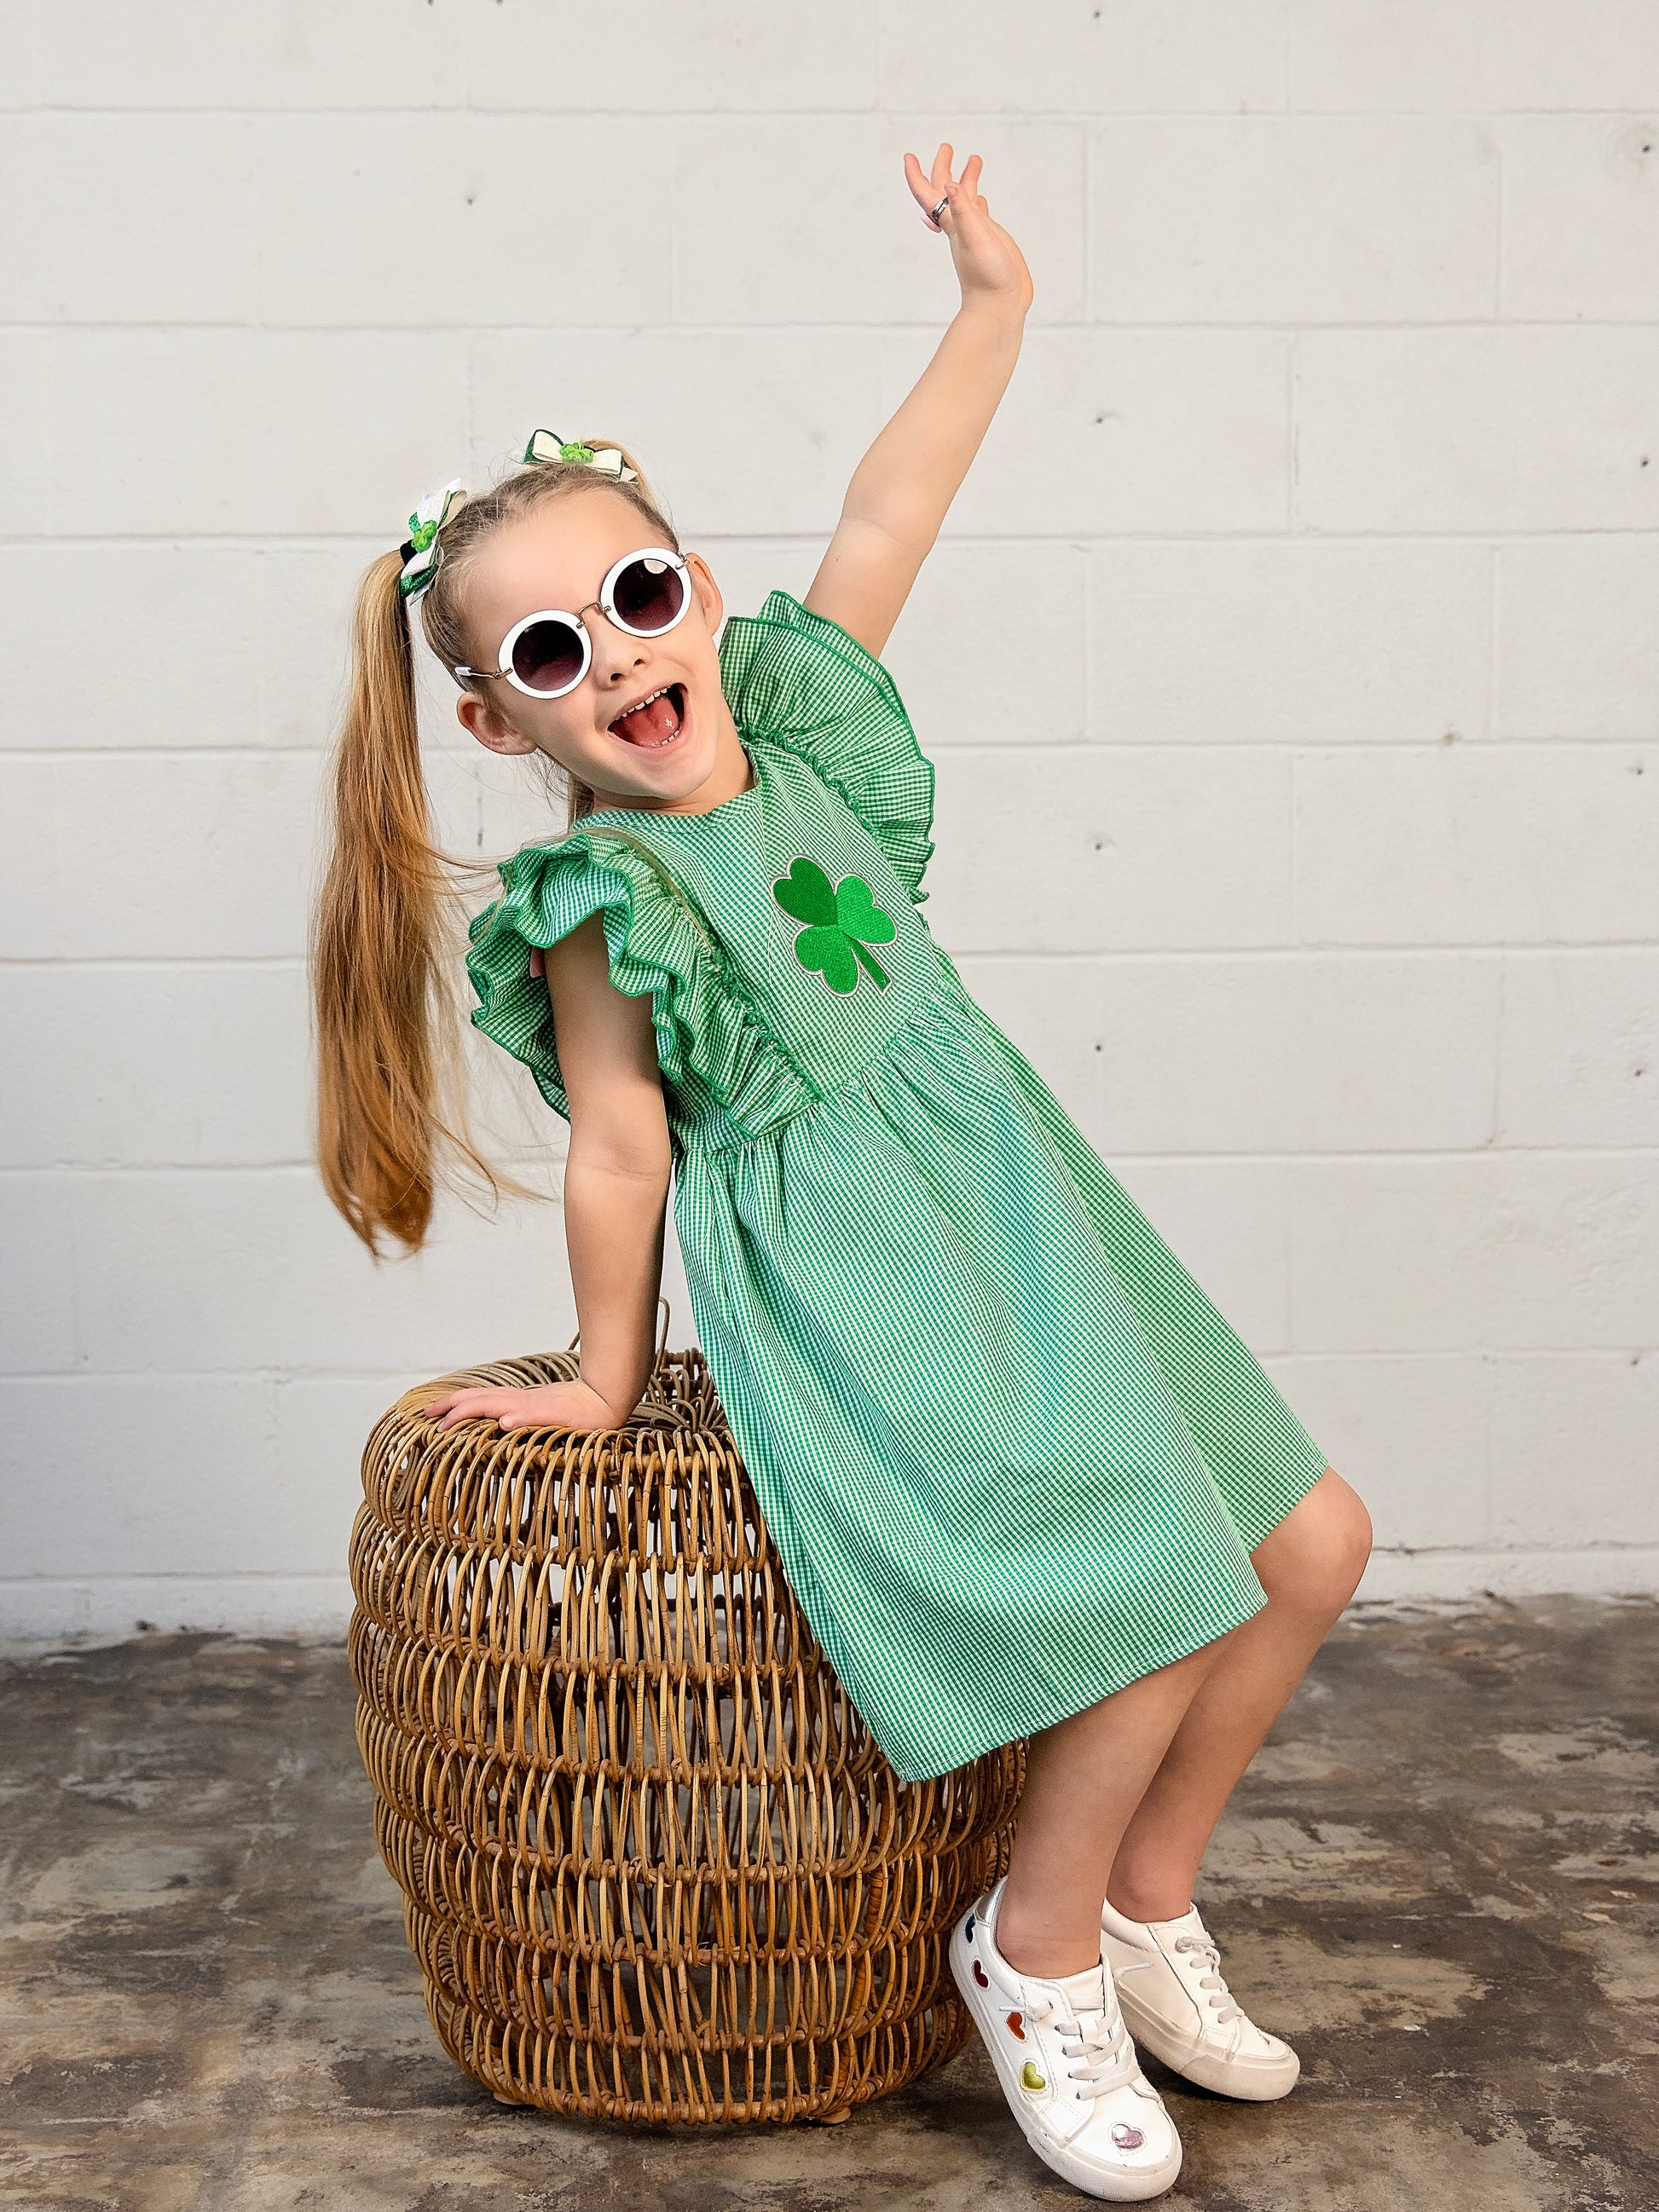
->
<box><xmin>1171</xmin><ymin>1931</ymin><xmax>1245</xmax><ymax>2033</ymax></box>
<box><xmin>1026</xmin><ymin>1984</ymin><xmax>1161</xmax><ymax>2103</ymax></box>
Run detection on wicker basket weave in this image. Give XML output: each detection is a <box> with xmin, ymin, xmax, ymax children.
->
<box><xmin>348</xmin><ymin>1302</ymin><xmax>1026</xmax><ymax>2125</ymax></box>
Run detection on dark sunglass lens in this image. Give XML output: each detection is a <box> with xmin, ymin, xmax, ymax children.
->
<box><xmin>613</xmin><ymin>556</ymin><xmax>687</xmax><ymax>633</ymax></box>
<box><xmin>511</xmin><ymin>617</ymin><xmax>586</xmax><ymax>693</ymax></box>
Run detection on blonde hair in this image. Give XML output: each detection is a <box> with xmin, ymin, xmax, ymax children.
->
<box><xmin>309</xmin><ymin>438</ymin><xmax>679</xmax><ymax>1260</ymax></box>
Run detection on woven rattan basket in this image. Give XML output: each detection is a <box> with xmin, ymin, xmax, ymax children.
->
<box><xmin>349</xmin><ymin>1300</ymin><xmax>1026</xmax><ymax>2125</ymax></box>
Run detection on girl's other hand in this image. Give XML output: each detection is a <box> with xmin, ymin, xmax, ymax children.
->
<box><xmin>419</xmin><ymin>1377</ymin><xmax>632</xmax><ymax>1434</ymax></box>
<box><xmin>904</xmin><ymin>142</ymin><xmax>1034</xmax><ymax>317</ymax></box>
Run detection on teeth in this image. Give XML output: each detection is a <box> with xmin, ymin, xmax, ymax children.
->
<box><xmin>609</xmin><ymin>680</ymin><xmax>685</xmax><ymax>750</ymax></box>
<box><xmin>610</xmin><ymin>682</ymin><xmax>673</xmax><ymax>728</ymax></box>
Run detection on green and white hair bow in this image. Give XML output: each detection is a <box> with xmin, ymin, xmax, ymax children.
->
<box><xmin>397</xmin><ymin>478</ymin><xmax>468</xmax><ymax>603</ymax></box>
<box><xmin>523</xmin><ymin>428</ymin><xmax>639</xmax><ymax>481</ymax></box>
<box><xmin>397</xmin><ymin>434</ymin><xmax>638</xmax><ymax>604</ymax></box>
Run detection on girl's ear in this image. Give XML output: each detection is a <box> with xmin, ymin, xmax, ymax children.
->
<box><xmin>685</xmin><ymin>551</ymin><xmax>724</xmax><ymax>642</ymax></box>
<box><xmin>455</xmin><ymin>689</ymin><xmax>540</xmax><ymax>756</ymax></box>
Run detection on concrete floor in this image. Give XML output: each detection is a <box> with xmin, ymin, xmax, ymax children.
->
<box><xmin>1</xmin><ymin>1597</ymin><xmax>1655</xmax><ymax>2212</ymax></box>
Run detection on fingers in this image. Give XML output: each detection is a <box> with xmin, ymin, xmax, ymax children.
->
<box><xmin>420</xmin><ymin>1389</ymin><xmax>570</xmax><ymax>1435</ymax></box>
<box><xmin>905</xmin><ymin>143</ymin><xmax>987</xmax><ymax>232</ymax></box>
<box><xmin>419</xmin><ymin>1393</ymin><xmax>608</xmax><ymax>1436</ymax></box>
<box><xmin>421</xmin><ymin>1389</ymin><xmax>498</xmax><ymax>1430</ymax></box>
<box><xmin>902</xmin><ymin>148</ymin><xmax>936</xmax><ymax>217</ymax></box>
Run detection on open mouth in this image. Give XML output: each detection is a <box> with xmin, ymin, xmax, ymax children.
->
<box><xmin>608</xmin><ymin>681</ymin><xmax>688</xmax><ymax>750</ymax></box>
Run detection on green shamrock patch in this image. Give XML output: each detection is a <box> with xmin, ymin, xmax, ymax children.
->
<box><xmin>772</xmin><ymin>858</ymin><xmax>896</xmax><ymax>992</ymax></box>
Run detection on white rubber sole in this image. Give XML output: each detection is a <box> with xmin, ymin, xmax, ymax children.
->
<box><xmin>950</xmin><ymin>1914</ymin><xmax>1184</xmax><ymax>2203</ymax></box>
<box><xmin>1113</xmin><ymin>1986</ymin><xmax>1301</xmax><ymax>2102</ymax></box>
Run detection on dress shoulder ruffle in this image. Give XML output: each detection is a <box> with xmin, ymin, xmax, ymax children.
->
<box><xmin>717</xmin><ymin>588</ymin><xmax>935</xmax><ymax>903</ymax></box>
<box><xmin>464</xmin><ymin>823</ymin><xmax>809</xmax><ymax>1134</ymax></box>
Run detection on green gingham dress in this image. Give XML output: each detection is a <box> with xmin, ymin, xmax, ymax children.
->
<box><xmin>465</xmin><ymin>590</ymin><xmax>1329</xmax><ymax>1782</ymax></box>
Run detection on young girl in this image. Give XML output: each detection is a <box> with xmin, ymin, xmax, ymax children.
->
<box><xmin>314</xmin><ymin>147</ymin><xmax>1373</xmax><ymax>2203</ymax></box>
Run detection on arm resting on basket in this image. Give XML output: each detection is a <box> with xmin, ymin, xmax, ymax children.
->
<box><xmin>425</xmin><ymin>913</ymin><xmax>671</xmax><ymax>1436</ymax></box>
<box><xmin>556</xmin><ymin>914</ymin><xmax>673</xmax><ymax>1424</ymax></box>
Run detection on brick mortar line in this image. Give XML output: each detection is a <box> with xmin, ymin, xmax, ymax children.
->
<box><xmin>3</xmin><ymin>737</ymin><xmax>1651</xmax><ymax>759</ymax></box>
<box><xmin>3</xmin><ymin>1146</ymin><xmax>1655</xmax><ymax>1176</ymax></box>
<box><xmin>0</xmin><ymin>1367</ymin><xmax>1651</xmax><ymax>1389</ymax></box>
<box><xmin>7</xmin><ymin>530</ymin><xmax>1659</xmax><ymax>547</ymax></box>
<box><xmin>6</xmin><ymin>105</ymin><xmax>1659</xmax><ymax>119</ymax></box>
<box><xmin>9</xmin><ymin>318</ymin><xmax>1659</xmax><ymax>332</ymax></box>
<box><xmin>3</xmin><ymin>944</ymin><xmax>1656</xmax><ymax>963</ymax></box>
<box><xmin>3</xmin><ymin>946</ymin><xmax>1655</xmax><ymax>966</ymax></box>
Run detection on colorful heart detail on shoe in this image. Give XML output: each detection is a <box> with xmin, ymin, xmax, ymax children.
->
<box><xmin>1020</xmin><ymin>2062</ymin><xmax>1046</xmax><ymax>2092</ymax></box>
<box><xmin>1111</xmin><ymin>2123</ymin><xmax>1144</xmax><ymax>2148</ymax></box>
<box><xmin>964</xmin><ymin>1914</ymin><xmax>975</xmax><ymax>1939</ymax></box>
<box><xmin>972</xmin><ymin>1960</ymin><xmax>988</xmax><ymax>1987</ymax></box>
<box><xmin>1005</xmin><ymin>2011</ymin><xmax>1025</xmax><ymax>2040</ymax></box>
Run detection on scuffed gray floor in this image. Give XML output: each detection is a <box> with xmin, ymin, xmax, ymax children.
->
<box><xmin>1</xmin><ymin>1596</ymin><xmax>1655</xmax><ymax>2210</ymax></box>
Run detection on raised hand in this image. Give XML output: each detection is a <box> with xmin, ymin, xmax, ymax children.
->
<box><xmin>903</xmin><ymin>142</ymin><xmax>1035</xmax><ymax>317</ymax></box>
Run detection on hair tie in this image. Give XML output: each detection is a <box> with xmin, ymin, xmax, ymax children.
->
<box><xmin>397</xmin><ymin>478</ymin><xmax>469</xmax><ymax>602</ymax></box>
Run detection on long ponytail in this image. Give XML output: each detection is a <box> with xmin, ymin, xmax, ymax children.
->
<box><xmin>309</xmin><ymin>547</ymin><xmax>533</xmax><ymax>1259</ymax></box>
<box><xmin>309</xmin><ymin>435</ymin><xmax>679</xmax><ymax>1260</ymax></box>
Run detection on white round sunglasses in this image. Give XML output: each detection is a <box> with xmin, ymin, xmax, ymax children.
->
<box><xmin>453</xmin><ymin>546</ymin><xmax>693</xmax><ymax>699</ymax></box>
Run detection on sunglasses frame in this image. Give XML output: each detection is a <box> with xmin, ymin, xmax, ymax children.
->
<box><xmin>453</xmin><ymin>546</ymin><xmax>694</xmax><ymax>699</ymax></box>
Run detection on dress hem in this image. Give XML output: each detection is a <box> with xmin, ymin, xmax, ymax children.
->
<box><xmin>1223</xmin><ymin>1445</ymin><xmax>1331</xmax><ymax>1556</ymax></box>
<box><xmin>876</xmin><ymin>1435</ymin><xmax>1333</xmax><ymax>1782</ymax></box>
<box><xmin>872</xmin><ymin>1573</ymin><xmax>1274</xmax><ymax>1786</ymax></box>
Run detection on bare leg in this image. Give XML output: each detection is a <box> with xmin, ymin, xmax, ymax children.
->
<box><xmin>1106</xmin><ymin>1467</ymin><xmax>1373</xmax><ymax>1923</ymax></box>
<box><xmin>993</xmin><ymin>1625</ymin><xmax>1246</xmax><ymax>1981</ymax></box>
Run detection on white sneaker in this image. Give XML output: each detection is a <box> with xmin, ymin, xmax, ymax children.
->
<box><xmin>1098</xmin><ymin>1895</ymin><xmax>1299</xmax><ymax>2100</ymax></box>
<box><xmin>951</xmin><ymin>1876</ymin><xmax>1182</xmax><ymax>2202</ymax></box>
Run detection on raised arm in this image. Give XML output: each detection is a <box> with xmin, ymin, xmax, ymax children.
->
<box><xmin>804</xmin><ymin>144</ymin><xmax>1035</xmax><ymax>661</ymax></box>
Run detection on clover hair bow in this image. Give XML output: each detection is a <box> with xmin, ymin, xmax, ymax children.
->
<box><xmin>396</xmin><ymin>434</ymin><xmax>638</xmax><ymax>604</ymax></box>
<box><xmin>523</xmin><ymin>427</ymin><xmax>638</xmax><ymax>481</ymax></box>
<box><xmin>397</xmin><ymin>478</ymin><xmax>469</xmax><ymax>602</ymax></box>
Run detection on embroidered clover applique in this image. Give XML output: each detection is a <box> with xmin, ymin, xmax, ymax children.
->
<box><xmin>772</xmin><ymin>858</ymin><xmax>896</xmax><ymax>992</ymax></box>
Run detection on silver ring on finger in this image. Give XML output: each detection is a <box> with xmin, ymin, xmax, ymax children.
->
<box><xmin>929</xmin><ymin>193</ymin><xmax>950</xmax><ymax>224</ymax></box>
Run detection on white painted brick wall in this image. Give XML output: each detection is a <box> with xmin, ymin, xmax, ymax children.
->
<box><xmin>3</xmin><ymin>3</ymin><xmax>1654</xmax><ymax>1638</ymax></box>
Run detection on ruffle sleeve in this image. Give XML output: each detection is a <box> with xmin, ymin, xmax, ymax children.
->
<box><xmin>463</xmin><ymin>832</ymin><xmax>682</xmax><ymax>1124</ymax></box>
<box><xmin>463</xmin><ymin>824</ymin><xmax>810</xmax><ymax>1136</ymax></box>
<box><xmin>716</xmin><ymin>588</ymin><xmax>936</xmax><ymax>903</ymax></box>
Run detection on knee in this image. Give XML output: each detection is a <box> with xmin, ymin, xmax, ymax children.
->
<box><xmin>1255</xmin><ymin>1468</ymin><xmax>1373</xmax><ymax>1626</ymax></box>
